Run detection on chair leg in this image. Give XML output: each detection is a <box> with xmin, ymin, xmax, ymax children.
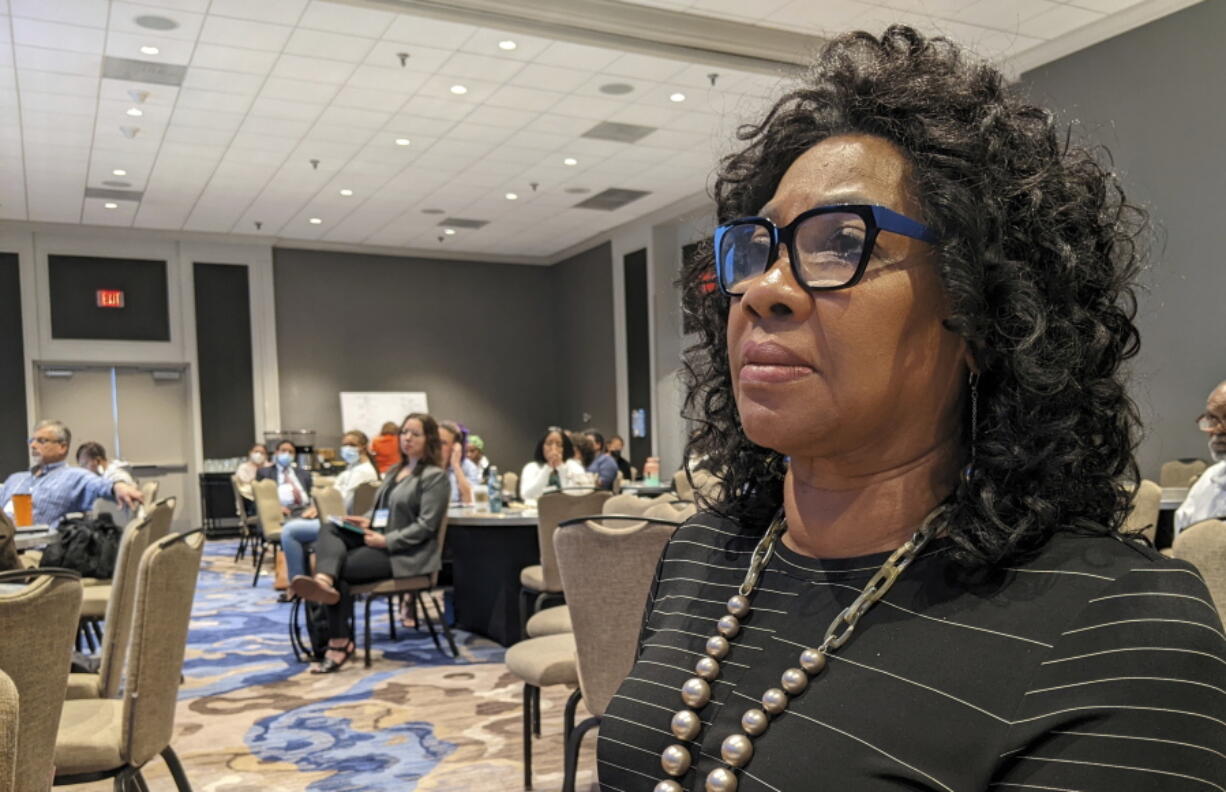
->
<box><xmin>162</xmin><ymin>745</ymin><xmax>194</xmax><ymax>792</ymax></box>
<box><xmin>363</xmin><ymin>596</ymin><xmax>374</xmax><ymax>668</ymax></box>
<box><xmin>80</xmin><ymin>622</ymin><xmax>97</xmax><ymax>653</ymax></box>
<box><xmin>132</xmin><ymin>769</ymin><xmax>151</xmax><ymax>792</ymax></box>
<box><xmin>419</xmin><ymin>592</ymin><xmax>444</xmax><ymax>654</ymax></box>
<box><xmin>562</xmin><ymin>716</ymin><xmax>601</xmax><ymax>792</ymax></box>
<box><xmin>531</xmin><ymin>685</ymin><xmax>541</xmax><ymax>737</ymax></box>
<box><xmin>288</xmin><ymin>598</ymin><xmax>304</xmax><ymax>663</ymax></box>
<box><xmin>522</xmin><ymin>684</ymin><xmax>534</xmax><ymax>790</ymax></box>
<box><xmin>388</xmin><ymin>594</ymin><xmax>397</xmax><ymax>640</ymax></box>
<box><xmin>431</xmin><ymin>593</ymin><xmax>459</xmax><ymax>657</ymax></box>
<box><xmin>563</xmin><ymin>687</ymin><xmax>583</xmax><ymax>742</ymax></box>
<box><xmin>251</xmin><ymin>543</ymin><xmax>266</xmax><ymax>587</ymax></box>
<box><xmin>91</xmin><ymin>620</ymin><xmax>105</xmax><ymax>644</ymax></box>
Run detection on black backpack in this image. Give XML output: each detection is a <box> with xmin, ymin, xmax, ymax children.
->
<box><xmin>40</xmin><ymin>513</ymin><xmax>122</xmax><ymax>579</ymax></box>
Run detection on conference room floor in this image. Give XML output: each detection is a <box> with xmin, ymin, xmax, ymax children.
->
<box><xmin>71</xmin><ymin>539</ymin><xmax>598</xmax><ymax>791</ymax></box>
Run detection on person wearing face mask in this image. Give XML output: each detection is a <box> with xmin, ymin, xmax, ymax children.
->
<box><xmin>258</xmin><ymin>439</ymin><xmax>318</xmax><ymax>586</ymax></box>
<box><xmin>1174</xmin><ymin>379</ymin><xmax>1226</xmax><ymax>534</ymax></box>
<box><xmin>333</xmin><ymin>430</ymin><xmax>379</xmax><ymax>510</ymax></box>
<box><xmin>234</xmin><ymin>443</ymin><xmax>270</xmax><ymax>503</ymax></box>
<box><xmin>76</xmin><ymin>442</ymin><xmax>136</xmax><ymax>489</ymax></box>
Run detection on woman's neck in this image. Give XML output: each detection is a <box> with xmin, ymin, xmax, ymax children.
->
<box><xmin>781</xmin><ymin>436</ymin><xmax>960</xmax><ymax>559</ymax></box>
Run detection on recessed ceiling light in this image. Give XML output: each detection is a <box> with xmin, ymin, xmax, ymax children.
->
<box><xmin>112</xmin><ymin>168</ymin><xmax>127</xmax><ymax>176</ymax></box>
<box><xmin>126</xmin><ymin>107</ymin><xmax>143</xmax><ymax>117</ymax></box>
<box><xmin>104</xmin><ymin>202</ymin><xmax>118</xmax><ymax>209</ymax></box>
<box><xmin>395</xmin><ymin>137</ymin><xmax>411</xmax><ymax>146</ymax></box>
<box><xmin>498</xmin><ymin>40</ymin><xmax>517</xmax><ymax>51</ymax></box>
<box><xmin>140</xmin><ymin>45</ymin><xmax>159</xmax><ymax>55</ymax></box>
<box><xmin>450</xmin><ymin>84</ymin><xmax>468</xmax><ymax>95</ymax></box>
<box><xmin>670</xmin><ymin>92</ymin><xmax>686</xmax><ymax>103</ymax></box>
<box><xmin>339</xmin><ymin>188</ymin><xmax>353</xmax><ymax>196</ymax></box>
<box><xmin>309</xmin><ymin>217</ymin><xmax>322</xmax><ymax>224</ymax></box>
<box><xmin>563</xmin><ymin>157</ymin><xmax>578</xmax><ymax>166</ymax></box>
<box><xmin>443</xmin><ymin>228</ymin><xmax>456</xmax><ymax>235</ymax></box>
<box><xmin>505</xmin><ymin>192</ymin><xmax>518</xmax><ymax>200</ymax></box>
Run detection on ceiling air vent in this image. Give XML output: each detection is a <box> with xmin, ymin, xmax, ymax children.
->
<box><xmin>84</xmin><ymin>187</ymin><xmax>144</xmax><ymax>202</ymax></box>
<box><xmin>573</xmin><ymin>188</ymin><xmax>650</xmax><ymax>211</ymax></box>
<box><xmin>437</xmin><ymin>217</ymin><xmax>488</xmax><ymax>229</ymax></box>
<box><xmin>102</xmin><ymin>56</ymin><xmax>187</xmax><ymax>87</ymax></box>
<box><xmin>581</xmin><ymin>121</ymin><xmax>656</xmax><ymax>144</ymax></box>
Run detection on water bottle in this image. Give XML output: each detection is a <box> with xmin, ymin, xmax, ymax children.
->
<box><xmin>488</xmin><ymin>466</ymin><xmax>503</xmax><ymax>513</ymax></box>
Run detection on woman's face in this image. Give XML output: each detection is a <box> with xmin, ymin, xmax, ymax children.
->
<box><xmin>439</xmin><ymin>427</ymin><xmax>457</xmax><ymax>462</ymax></box>
<box><xmin>543</xmin><ymin>432</ymin><xmax>564</xmax><ymax>459</ymax></box>
<box><xmin>400</xmin><ymin>419</ymin><xmax>426</xmax><ymax>459</ymax></box>
<box><xmin>726</xmin><ymin>134</ymin><xmax>967</xmax><ymax>469</ymax></box>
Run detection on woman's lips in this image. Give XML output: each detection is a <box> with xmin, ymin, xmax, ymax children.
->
<box><xmin>739</xmin><ymin>363</ymin><xmax>814</xmax><ymax>384</ymax></box>
<box><xmin>739</xmin><ymin>339</ymin><xmax>815</xmax><ymax>384</ymax></box>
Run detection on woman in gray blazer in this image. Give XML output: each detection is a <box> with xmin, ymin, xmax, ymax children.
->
<box><xmin>290</xmin><ymin>412</ymin><xmax>450</xmax><ymax>673</ymax></box>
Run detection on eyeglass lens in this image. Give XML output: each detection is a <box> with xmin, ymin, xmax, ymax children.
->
<box><xmin>719</xmin><ymin>212</ymin><xmax>868</xmax><ymax>293</ymax></box>
<box><xmin>1198</xmin><ymin>415</ymin><xmax>1224</xmax><ymax>431</ymax></box>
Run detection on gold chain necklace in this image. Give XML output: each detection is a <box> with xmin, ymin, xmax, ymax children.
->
<box><xmin>653</xmin><ymin>508</ymin><xmax>941</xmax><ymax>792</ymax></box>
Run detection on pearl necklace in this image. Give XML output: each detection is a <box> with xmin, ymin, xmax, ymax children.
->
<box><xmin>653</xmin><ymin>509</ymin><xmax>939</xmax><ymax>792</ymax></box>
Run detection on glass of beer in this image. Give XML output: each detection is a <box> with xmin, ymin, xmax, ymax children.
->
<box><xmin>12</xmin><ymin>493</ymin><xmax>32</xmax><ymax>527</ymax></box>
<box><xmin>473</xmin><ymin>484</ymin><xmax>489</xmax><ymax>513</ymax></box>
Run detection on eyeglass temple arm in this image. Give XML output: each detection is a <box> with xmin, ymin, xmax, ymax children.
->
<box><xmin>871</xmin><ymin>206</ymin><xmax>940</xmax><ymax>244</ymax></box>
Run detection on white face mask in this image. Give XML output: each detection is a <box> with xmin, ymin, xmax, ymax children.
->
<box><xmin>250</xmin><ymin>451</ymin><xmax>266</xmax><ymax>465</ymax></box>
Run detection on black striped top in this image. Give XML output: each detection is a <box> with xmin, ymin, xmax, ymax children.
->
<box><xmin>598</xmin><ymin>510</ymin><xmax>1226</xmax><ymax>791</ymax></box>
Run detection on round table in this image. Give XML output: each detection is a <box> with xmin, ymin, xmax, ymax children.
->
<box><xmin>446</xmin><ymin>508</ymin><xmax>539</xmax><ymax>645</ymax></box>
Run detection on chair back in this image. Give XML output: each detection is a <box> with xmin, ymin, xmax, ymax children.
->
<box><xmin>0</xmin><ymin>568</ymin><xmax>82</xmax><ymax>792</ymax></box>
<box><xmin>503</xmin><ymin>471</ymin><xmax>519</xmax><ymax>501</ymax></box>
<box><xmin>611</xmin><ymin>472</ymin><xmax>623</xmax><ymax>495</ymax></box>
<box><xmin>672</xmin><ymin>469</ymin><xmax>693</xmax><ymax>501</ymax></box>
<box><xmin>313</xmin><ymin>486</ymin><xmax>345</xmax><ymax>524</ymax></box>
<box><xmin>1160</xmin><ymin>458</ymin><xmax>1208</xmax><ymax>487</ymax></box>
<box><xmin>1173</xmin><ymin>520</ymin><xmax>1226</xmax><ymax>624</ymax></box>
<box><xmin>690</xmin><ymin>469</ymin><xmax>725</xmax><ymax>505</ymax></box>
<box><xmin>0</xmin><ymin>668</ymin><xmax>16</xmax><ymax>792</ymax></box>
<box><xmin>603</xmin><ymin>493</ymin><xmax>651</xmax><ymax>517</ymax></box>
<box><xmin>350</xmin><ymin>480</ymin><xmax>379</xmax><ymax>516</ymax></box>
<box><xmin>144</xmin><ymin>497</ymin><xmax>177</xmax><ymax>545</ymax></box>
<box><xmin>554</xmin><ymin>517</ymin><xmax>675</xmax><ymax>716</ymax></box>
<box><xmin>428</xmin><ymin>513</ymin><xmax>450</xmax><ymax>586</ymax></box>
<box><xmin>138</xmin><ymin>481</ymin><xmax>160</xmax><ymax>513</ymax></box>
<box><xmin>536</xmin><ymin>491</ymin><xmax>612</xmax><ymax>591</ymax></box>
<box><xmin>121</xmin><ymin>530</ymin><xmax>205</xmax><ymax>767</ymax></box>
<box><xmin>252</xmin><ymin>478</ymin><xmax>285</xmax><ymax>540</ymax></box>
<box><xmin>0</xmin><ymin>509</ymin><xmax>19</xmax><ymax>572</ymax></box>
<box><xmin>229</xmin><ymin>474</ymin><xmax>252</xmax><ymax>521</ymax></box>
<box><xmin>1122</xmin><ymin>479</ymin><xmax>1162</xmax><ymax>543</ymax></box>
<box><xmin>96</xmin><ymin>510</ymin><xmax>156</xmax><ymax>700</ymax></box>
<box><xmin>644</xmin><ymin>501</ymin><xmax>696</xmax><ymax>523</ymax></box>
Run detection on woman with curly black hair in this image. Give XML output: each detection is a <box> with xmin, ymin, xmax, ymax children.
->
<box><xmin>597</xmin><ymin>27</ymin><xmax>1225</xmax><ymax>792</ymax></box>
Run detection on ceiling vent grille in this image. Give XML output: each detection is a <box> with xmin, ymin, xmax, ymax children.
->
<box><xmin>581</xmin><ymin>121</ymin><xmax>656</xmax><ymax>143</ymax></box>
<box><xmin>438</xmin><ymin>217</ymin><xmax>488</xmax><ymax>229</ymax></box>
<box><xmin>102</xmin><ymin>56</ymin><xmax>187</xmax><ymax>86</ymax></box>
<box><xmin>573</xmin><ymin>188</ymin><xmax>650</xmax><ymax>211</ymax></box>
<box><xmin>84</xmin><ymin>187</ymin><xmax>144</xmax><ymax>202</ymax></box>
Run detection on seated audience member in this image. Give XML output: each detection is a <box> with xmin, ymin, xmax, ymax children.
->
<box><xmin>570</xmin><ymin>430</ymin><xmax>596</xmax><ymax>469</ymax></box>
<box><xmin>257</xmin><ymin>441</ymin><xmax>316</xmax><ymax>520</ymax></box>
<box><xmin>1</xmin><ymin>420</ymin><xmax>141</xmax><ymax>528</ymax></box>
<box><xmin>520</xmin><ymin>427</ymin><xmax>588</xmax><ymax>500</ymax></box>
<box><xmin>76</xmin><ymin>442</ymin><xmax>136</xmax><ymax>488</ymax></box>
<box><xmin>1175</xmin><ymin>379</ymin><xmax>1226</xmax><ymax>532</ymax></box>
<box><xmin>583</xmin><ymin>430</ymin><xmax>619</xmax><ymax>490</ymax></box>
<box><xmin>235</xmin><ymin>443</ymin><xmax>270</xmax><ymax>501</ymax></box>
<box><xmin>466</xmin><ymin>434</ymin><xmax>490</xmax><ymax>472</ymax></box>
<box><xmin>607</xmin><ymin>433</ymin><xmax>632</xmax><ymax>480</ymax></box>
<box><xmin>440</xmin><ymin>420</ymin><xmax>481</xmax><ymax>504</ymax></box>
<box><xmin>289</xmin><ymin>413</ymin><xmax>449</xmax><ymax>673</ymax></box>
<box><xmin>280</xmin><ymin>431</ymin><xmax>379</xmax><ymax>583</ymax></box>
<box><xmin>369</xmin><ymin>421</ymin><xmax>401</xmax><ymax>474</ymax></box>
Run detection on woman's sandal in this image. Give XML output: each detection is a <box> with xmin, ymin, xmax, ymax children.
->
<box><xmin>289</xmin><ymin>574</ymin><xmax>340</xmax><ymax>605</ymax></box>
<box><xmin>311</xmin><ymin>640</ymin><xmax>355</xmax><ymax>674</ymax></box>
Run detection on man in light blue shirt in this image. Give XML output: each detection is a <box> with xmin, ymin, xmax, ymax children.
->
<box><xmin>439</xmin><ymin>420</ymin><xmax>482</xmax><ymax>504</ymax></box>
<box><xmin>1</xmin><ymin>420</ymin><xmax>142</xmax><ymax>528</ymax></box>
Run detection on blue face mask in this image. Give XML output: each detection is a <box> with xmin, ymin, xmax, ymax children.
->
<box><xmin>340</xmin><ymin>445</ymin><xmax>361</xmax><ymax>465</ymax></box>
<box><xmin>276</xmin><ymin>452</ymin><xmax>294</xmax><ymax>467</ymax></box>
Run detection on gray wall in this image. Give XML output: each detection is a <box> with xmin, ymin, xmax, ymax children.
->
<box><xmin>1021</xmin><ymin>0</ymin><xmax>1226</xmax><ymax>480</ymax></box>
<box><xmin>551</xmin><ymin>241</ymin><xmax>617</xmax><ymax>435</ymax></box>
<box><xmin>273</xmin><ymin>243</ymin><xmax>614</xmax><ymax>474</ymax></box>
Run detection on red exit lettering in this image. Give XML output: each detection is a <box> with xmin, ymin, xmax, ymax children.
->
<box><xmin>96</xmin><ymin>289</ymin><xmax>125</xmax><ymax>308</ymax></box>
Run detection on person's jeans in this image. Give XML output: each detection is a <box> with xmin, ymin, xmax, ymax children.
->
<box><xmin>280</xmin><ymin>517</ymin><xmax>321</xmax><ymax>580</ymax></box>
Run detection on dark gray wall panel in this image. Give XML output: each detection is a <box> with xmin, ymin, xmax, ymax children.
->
<box><xmin>552</xmin><ymin>241</ymin><xmax>616</xmax><ymax>435</ymax></box>
<box><xmin>194</xmin><ymin>262</ymin><xmax>256</xmax><ymax>459</ymax></box>
<box><xmin>0</xmin><ymin>253</ymin><xmax>26</xmax><ymax>474</ymax></box>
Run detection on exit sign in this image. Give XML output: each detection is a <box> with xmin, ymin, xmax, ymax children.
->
<box><xmin>96</xmin><ymin>289</ymin><xmax>125</xmax><ymax>308</ymax></box>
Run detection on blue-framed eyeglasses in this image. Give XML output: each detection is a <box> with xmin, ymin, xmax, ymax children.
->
<box><xmin>713</xmin><ymin>204</ymin><xmax>940</xmax><ymax>296</ymax></box>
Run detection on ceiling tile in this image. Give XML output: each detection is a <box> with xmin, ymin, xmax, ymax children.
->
<box><xmin>399</xmin><ymin>95</ymin><xmax>472</xmax><ymax>123</ymax></box>
<box><xmin>307</xmin><ymin>122</ymin><xmax>382</xmax><ymax>143</ymax></box>
<box><xmin>180</xmin><ymin>67</ymin><xmax>265</xmax><ymax>95</ymax></box>
<box><xmin>461</xmin><ymin>104</ymin><xmax>538</xmax><ymax>130</ymax></box>
<box><xmin>12</xmin><ymin>19</ymin><xmax>104</xmax><ymax>53</ymax></box>
<box><xmin>956</xmin><ymin>0</ymin><xmax>1057</xmax><ymax>29</ymax></box>
<box><xmin>460</xmin><ymin>28</ymin><xmax>553</xmax><ymax>60</ymax></box>
<box><xmin>192</xmin><ymin>43</ymin><xmax>278</xmax><ymax>74</ymax></box>
<box><xmin>533</xmin><ymin>41</ymin><xmax>621</xmax><ymax>71</ymax></box>
<box><xmin>1017</xmin><ymin>4</ymin><xmax>1102</xmax><ymax>38</ymax></box>
<box><xmin>607</xmin><ymin>103</ymin><xmax>681</xmax><ymax>128</ymax></box>
<box><xmin>523</xmin><ymin>113</ymin><xmax>598</xmax><ymax>137</ymax></box>
<box><xmin>603</xmin><ymin>52</ymin><xmax>690</xmax><ymax>82</ymax></box>
<box><xmin>259</xmin><ymin>76</ymin><xmax>338</xmax><ymax>103</ymax></box>
<box><xmin>105</xmin><ymin>31</ymin><xmax>194</xmax><ymax>65</ymax></box>
<box><xmin>20</xmin><ymin>90</ymin><xmax>96</xmax><ymax>115</ymax></box>
<box><xmin>300</xmin><ymin>0</ymin><xmax>394</xmax><ymax>38</ymax></box>
<box><xmin>509</xmin><ymin>62</ymin><xmax>592</xmax><ymax>93</ymax></box>
<box><xmin>344</xmin><ymin>64</ymin><xmax>429</xmax><ymax>92</ymax></box>
<box><xmin>284</xmin><ymin>28</ymin><xmax>377</xmax><ymax>63</ymax></box>
<box><xmin>199</xmin><ymin>16</ymin><xmax>293</xmax><ymax>52</ymax></box>
<box><xmin>484</xmin><ymin>84</ymin><xmax>563</xmax><ymax>113</ymax></box>
<box><xmin>249</xmin><ymin>96</ymin><xmax>325</xmax><ymax>121</ymax></box>
<box><xmin>230</xmin><ymin>130</ymin><xmax>300</xmax><ymax>153</ymax></box>
<box><xmin>108</xmin><ymin>2</ymin><xmax>205</xmax><ymax>42</ymax></box>
<box><xmin>438</xmin><ymin>52</ymin><xmax>525</xmax><ymax>83</ymax></box>
<box><xmin>177</xmin><ymin>87</ymin><xmax>254</xmax><ymax>113</ymax></box>
<box><xmin>382</xmin><ymin>14</ymin><xmax>476</xmax><ymax>49</ymax></box>
<box><xmin>363</xmin><ymin>40</ymin><xmax>452</xmax><ymax>73</ymax></box>
<box><xmin>331</xmin><ymin>84</ymin><xmax>416</xmax><ymax>112</ymax></box>
<box><xmin>11</xmin><ymin>0</ymin><xmax>108</xmax><ymax>28</ymax></box>
<box><xmin>18</xmin><ymin>69</ymin><xmax>96</xmax><ymax>97</ymax></box>
<box><xmin>292</xmin><ymin>138</ymin><xmax>362</xmax><ymax>161</ymax></box>
<box><xmin>272</xmin><ymin>53</ymin><xmax>356</xmax><ymax>84</ymax></box>
<box><xmin>14</xmin><ymin>45</ymin><xmax>100</xmax><ymax>76</ymax></box>
<box><xmin>163</xmin><ymin>123</ymin><xmax>238</xmax><ymax>145</ymax></box>
<box><xmin>208</xmin><ymin>0</ymin><xmax>309</xmax><ymax>25</ymax></box>
<box><xmin>315</xmin><ymin>105</ymin><xmax>390</xmax><ymax>129</ymax></box>
<box><xmin>240</xmin><ymin>115</ymin><xmax>313</xmax><ymax>139</ymax></box>
<box><xmin>445</xmin><ymin>122</ymin><xmax>514</xmax><ymax>145</ymax></box>
<box><xmin>504</xmin><ymin>128</ymin><xmax>573</xmax><ymax>152</ymax></box>
<box><xmin>157</xmin><ymin>140</ymin><xmax>227</xmax><ymax>161</ymax></box>
<box><xmin>573</xmin><ymin>73</ymin><xmax>662</xmax><ymax>103</ymax></box>
<box><xmin>384</xmin><ymin>113</ymin><xmax>453</xmax><ymax>137</ymax></box>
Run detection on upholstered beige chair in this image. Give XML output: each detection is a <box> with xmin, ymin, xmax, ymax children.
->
<box><xmin>1122</xmin><ymin>479</ymin><xmax>1163</xmax><ymax>543</ymax></box>
<box><xmin>601</xmin><ymin>492</ymin><xmax>652</xmax><ymax>517</ymax></box>
<box><xmin>644</xmin><ymin>500</ymin><xmax>697</xmax><ymax>524</ymax></box>
<box><xmin>350</xmin><ymin>479</ymin><xmax>379</xmax><ymax>516</ymax></box>
<box><xmin>519</xmin><ymin>491</ymin><xmax>611</xmax><ymax>629</ymax></box>
<box><xmin>251</xmin><ymin>478</ymin><xmax>284</xmax><ymax>587</ymax></box>
<box><xmin>0</xmin><ymin>567</ymin><xmax>83</xmax><ymax>792</ymax></box>
<box><xmin>673</xmin><ymin>469</ymin><xmax>694</xmax><ymax>501</ymax></box>
<box><xmin>553</xmin><ymin>514</ymin><xmax>679</xmax><ymax>791</ymax></box>
<box><xmin>67</xmin><ymin>508</ymin><xmax>158</xmax><ymax>701</ymax></box>
<box><xmin>690</xmin><ymin>469</ymin><xmax>725</xmax><ymax>504</ymax></box>
<box><xmin>230</xmin><ymin>474</ymin><xmax>261</xmax><ymax>564</ymax></box>
<box><xmin>525</xmin><ymin>605</ymin><xmax>572</xmax><ymax>638</ymax></box>
<box><xmin>0</xmin><ymin>668</ymin><xmax>16</xmax><ymax>792</ymax></box>
<box><xmin>54</xmin><ymin>529</ymin><xmax>206</xmax><ymax>791</ymax></box>
<box><xmin>1160</xmin><ymin>459</ymin><xmax>1208</xmax><ymax>488</ymax></box>
<box><xmin>1172</xmin><ymin>519</ymin><xmax>1226</xmax><ymax>625</ymax></box>
<box><xmin>504</xmin><ymin>632</ymin><xmax>578</xmax><ymax>790</ymax></box>
<box><xmin>349</xmin><ymin>515</ymin><xmax>456</xmax><ymax>666</ymax></box>
<box><xmin>135</xmin><ymin>481</ymin><xmax>160</xmax><ymax>519</ymax></box>
<box><xmin>312</xmin><ymin>486</ymin><xmax>344</xmax><ymax>523</ymax></box>
<box><xmin>502</xmin><ymin>471</ymin><xmax>520</xmax><ymax>502</ymax></box>
<box><xmin>0</xmin><ymin>509</ymin><xmax>19</xmax><ymax>573</ymax></box>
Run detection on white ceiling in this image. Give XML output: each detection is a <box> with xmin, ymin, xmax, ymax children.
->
<box><xmin>0</xmin><ymin>0</ymin><xmax>1199</xmax><ymax>260</ymax></box>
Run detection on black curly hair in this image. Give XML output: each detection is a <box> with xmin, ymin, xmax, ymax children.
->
<box><xmin>681</xmin><ymin>26</ymin><xmax>1147</xmax><ymax>568</ymax></box>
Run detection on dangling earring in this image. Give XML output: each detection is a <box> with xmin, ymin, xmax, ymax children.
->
<box><xmin>962</xmin><ymin>371</ymin><xmax>979</xmax><ymax>487</ymax></box>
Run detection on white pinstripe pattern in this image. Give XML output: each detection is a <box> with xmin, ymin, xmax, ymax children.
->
<box><xmin>1061</xmin><ymin>617</ymin><xmax>1226</xmax><ymax>641</ymax></box>
<box><xmin>1025</xmin><ymin>675</ymin><xmax>1226</xmax><ymax>697</ymax></box>
<box><xmin>1006</xmin><ymin>755</ymin><xmax>1226</xmax><ymax>792</ymax></box>
<box><xmin>1041</xmin><ymin>645</ymin><xmax>1226</xmax><ymax>667</ymax></box>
